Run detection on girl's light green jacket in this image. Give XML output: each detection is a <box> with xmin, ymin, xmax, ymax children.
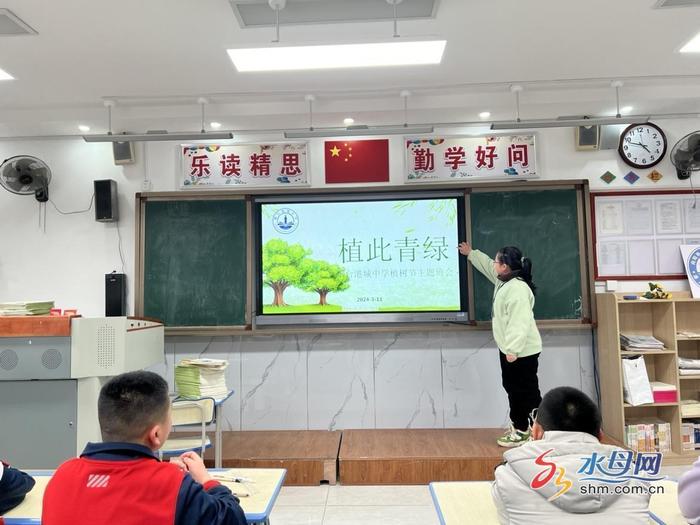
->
<box><xmin>468</xmin><ymin>249</ymin><xmax>542</xmax><ymax>357</ymax></box>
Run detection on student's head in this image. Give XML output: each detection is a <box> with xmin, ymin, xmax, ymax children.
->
<box><xmin>98</xmin><ymin>371</ymin><xmax>172</xmax><ymax>450</ymax></box>
<box><xmin>495</xmin><ymin>246</ymin><xmax>536</xmax><ymax>294</ymax></box>
<box><xmin>532</xmin><ymin>386</ymin><xmax>603</xmax><ymax>440</ymax></box>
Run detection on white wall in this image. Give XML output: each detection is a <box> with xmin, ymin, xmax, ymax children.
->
<box><xmin>0</xmin><ymin>140</ymin><xmax>140</xmax><ymax>315</ymax></box>
<box><xmin>2</xmin><ymin>120</ymin><xmax>698</xmax><ymax>313</ymax></box>
<box><xmin>1</xmin><ymin>123</ymin><xmax>697</xmax><ymax>428</ymax></box>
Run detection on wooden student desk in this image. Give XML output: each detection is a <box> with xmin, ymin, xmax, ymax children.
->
<box><xmin>429</xmin><ymin>479</ymin><xmax>681</xmax><ymax>525</ymax></box>
<box><xmin>3</xmin><ymin>468</ymin><xmax>286</xmax><ymax>525</ymax></box>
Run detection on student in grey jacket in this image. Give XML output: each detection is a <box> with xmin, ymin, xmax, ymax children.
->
<box><xmin>459</xmin><ymin>242</ymin><xmax>542</xmax><ymax>447</ymax></box>
<box><xmin>492</xmin><ymin>387</ymin><xmax>650</xmax><ymax>525</ymax></box>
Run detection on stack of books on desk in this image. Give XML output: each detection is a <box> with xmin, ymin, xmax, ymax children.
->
<box><xmin>620</xmin><ymin>333</ymin><xmax>665</xmax><ymax>351</ymax></box>
<box><xmin>175</xmin><ymin>358</ymin><xmax>229</xmax><ymax>400</ymax></box>
<box><xmin>0</xmin><ymin>300</ymin><xmax>54</xmax><ymax>316</ymax></box>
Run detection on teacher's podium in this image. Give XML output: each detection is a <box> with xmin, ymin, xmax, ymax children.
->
<box><xmin>0</xmin><ymin>316</ymin><xmax>163</xmax><ymax>468</ymax></box>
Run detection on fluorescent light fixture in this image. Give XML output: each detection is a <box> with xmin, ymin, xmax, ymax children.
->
<box><xmin>284</xmin><ymin>124</ymin><xmax>434</xmax><ymax>139</ymax></box>
<box><xmin>228</xmin><ymin>40</ymin><xmax>446</xmax><ymax>72</ymax></box>
<box><xmin>83</xmin><ymin>131</ymin><xmax>234</xmax><ymax>142</ymax></box>
<box><xmin>680</xmin><ymin>31</ymin><xmax>700</xmax><ymax>52</ymax></box>
<box><xmin>78</xmin><ymin>125</ymin><xmax>90</xmax><ymax>132</ymax></box>
<box><xmin>0</xmin><ymin>67</ymin><xmax>14</xmax><ymax>80</ymax></box>
<box><xmin>479</xmin><ymin>111</ymin><xmax>491</xmax><ymax>119</ymax></box>
<box><xmin>490</xmin><ymin>116</ymin><xmax>649</xmax><ymax>130</ymax></box>
<box><xmin>210</xmin><ymin>122</ymin><xmax>222</xmax><ymax>129</ymax></box>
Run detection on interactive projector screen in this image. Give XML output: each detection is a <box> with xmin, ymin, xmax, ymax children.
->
<box><xmin>254</xmin><ymin>192</ymin><xmax>468</xmax><ymax>325</ymax></box>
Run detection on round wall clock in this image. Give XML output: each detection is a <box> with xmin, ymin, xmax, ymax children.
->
<box><xmin>618</xmin><ymin>122</ymin><xmax>667</xmax><ymax>169</ymax></box>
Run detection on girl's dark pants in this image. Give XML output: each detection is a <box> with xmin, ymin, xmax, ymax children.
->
<box><xmin>499</xmin><ymin>351</ymin><xmax>542</xmax><ymax>432</ymax></box>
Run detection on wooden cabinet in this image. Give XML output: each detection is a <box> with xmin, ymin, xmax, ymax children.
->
<box><xmin>597</xmin><ymin>292</ymin><xmax>700</xmax><ymax>465</ymax></box>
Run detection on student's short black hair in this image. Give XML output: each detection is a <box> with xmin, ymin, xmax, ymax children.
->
<box><xmin>98</xmin><ymin>371</ymin><xmax>170</xmax><ymax>442</ymax></box>
<box><xmin>535</xmin><ymin>386</ymin><xmax>601</xmax><ymax>438</ymax></box>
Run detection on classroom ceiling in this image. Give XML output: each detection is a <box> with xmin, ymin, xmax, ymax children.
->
<box><xmin>1</xmin><ymin>0</ymin><xmax>700</xmax><ymax>137</ymax></box>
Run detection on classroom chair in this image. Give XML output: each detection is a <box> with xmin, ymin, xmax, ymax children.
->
<box><xmin>159</xmin><ymin>397</ymin><xmax>215</xmax><ymax>460</ymax></box>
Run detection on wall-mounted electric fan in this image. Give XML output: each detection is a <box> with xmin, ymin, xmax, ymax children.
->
<box><xmin>0</xmin><ymin>155</ymin><xmax>52</xmax><ymax>202</ymax></box>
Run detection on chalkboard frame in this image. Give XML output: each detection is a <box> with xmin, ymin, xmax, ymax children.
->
<box><xmin>466</xmin><ymin>183</ymin><xmax>594</xmax><ymax>325</ymax></box>
<box><xmin>134</xmin><ymin>181</ymin><xmax>595</xmax><ymax>334</ymax></box>
<box><xmin>134</xmin><ymin>193</ymin><xmax>252</xmax><ymax>334</ymax></box>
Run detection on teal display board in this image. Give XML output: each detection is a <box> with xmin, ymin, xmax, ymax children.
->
<box><xmin>143</xmin><ymin>199</ymin><xmax>247</xmax><ymax>327</ymax></box>
<box><xmin>470</xmin><ymin>189</ymin><xmax>583</xmax><ymax>321</ymax></box>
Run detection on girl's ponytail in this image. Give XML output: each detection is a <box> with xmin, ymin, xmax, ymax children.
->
<box><xmin>519</xmin><ymin>256</ymin><xmax>536</xmax><ymax>295</ymax></box>
<box><xmin>498</xmin><ymin>246</ymin><xmax>537</xmax><ymax>295</ymax></box>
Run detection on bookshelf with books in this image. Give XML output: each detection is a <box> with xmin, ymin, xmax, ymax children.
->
<box><xmin>677</xmin><ymin>299</ymin><xmax>700</xmax><ymax>453</ymax></box>
<box><xmin>597</xmin><ymin>292</ymin><xmax>700</xmax><ymax>465</ymax></box>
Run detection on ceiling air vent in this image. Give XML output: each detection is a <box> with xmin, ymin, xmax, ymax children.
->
<box><xmin>0</xmin><ymin>9</ymin><xmax>37</xmax><ymax>35</ymax></box>
<box><xmin>230</xmin><ymin>0</ymin><xmax>437</xmax><ymax>27</ymax></box>
<box><xmin>654</xmin><ymin>0</ymin><xmax>700</xmax><ymax>8</ymax></box>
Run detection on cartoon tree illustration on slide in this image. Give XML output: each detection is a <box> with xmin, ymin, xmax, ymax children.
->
<box><xmin>299</xmin><ymin>259</ymin><xmax>350</xmax><ymax>305</ymax></box>
<box><xmin>263</xmin><ymin>239</ymin><xmax>310</xmax><ymax>306</ymax></box>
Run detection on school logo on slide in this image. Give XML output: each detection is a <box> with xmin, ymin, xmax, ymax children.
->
<box><xmin>689</xmin><ymin>248</ymin><xmax>700</xmax><ymax>286</ymax></box>
<box><xmin>272</xmin><ymin>208</ymin><xmax>298</xmax><ymax>234</ymax></box>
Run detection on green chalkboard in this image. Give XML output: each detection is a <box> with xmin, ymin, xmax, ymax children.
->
<box><xmin>470</xmin><ymin>189</ymin><xmax>582</xmax><ymax>321</ymax></box>
<box><xmin>143</xmin><ymin>199</ymin><xmax>247</xmax><ymax>327</ymax></box>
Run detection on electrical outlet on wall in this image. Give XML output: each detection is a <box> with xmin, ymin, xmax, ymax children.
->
<box><xmin>141</xmin><ymin>179</ymin><xmax>152</xmax><ymax>191</ymax></box>
<box><xmin>606</xmin><ymin>280</ymin><xmax>618</xmax><ymax>292</ymax></box>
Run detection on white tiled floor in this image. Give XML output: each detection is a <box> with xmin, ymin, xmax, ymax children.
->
<box><xmin>267</xmin><ymin>464</ymin><xmax>694</xmax><ymax>525</ymax></box>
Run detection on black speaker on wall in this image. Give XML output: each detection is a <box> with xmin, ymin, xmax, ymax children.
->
<box><xmin>105</xmin><ymin>272</ymin><xmax>126</xmax><ymax>317</ymax></box>
<box><xmin>94</xmin><ymin>179</ymin><xmax>119</xmax><ymax>222</ymax></box>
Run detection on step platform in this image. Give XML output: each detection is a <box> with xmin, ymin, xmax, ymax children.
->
<box><xmin>209</xmin><ymin>430</ymin><xmax>341</xmax><ymax>485</ymax></box>
<box><xmin>209</xmin><ymin>428</ymin><xmax>505</xmax><ymax>485</ymax></box>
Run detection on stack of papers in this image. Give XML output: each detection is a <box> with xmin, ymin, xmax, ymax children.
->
<box><xmin>0</xmin><ymin>300</ymin><xmax>54</xmax><ymax>316</ymax></box>
<box><xmin>620</xmin><ymin>333</ymin><xmax>665</xmax><ymax>351</ymax></box>
<box><xmin>679</xmin><ymin>357</ymin><xmax>700</xmax><ymax>375</ymax></box>
<box><xmin>175</xmin><ymin>358</ymin><xmax>229</xmax><ymax>401</ymax></box>
<box><xmin>681</xmin><ymin>399</ymin><xmax>700</xmax><ymax>418</ymax></box>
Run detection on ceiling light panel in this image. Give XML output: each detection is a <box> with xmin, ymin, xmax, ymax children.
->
<box><xmin>228</xmin><ymin>40</ymin><xmax>446</xmax><ymax>71</ymax></box>
<box><xmin>284</xmin><ymin>125</ymin><xmax>434</xmax><ymax>138</ymax></box>
<box><xmin>654</xmin><ymin>0</ymin><xmax>700</xmax><ymax>8</ymax></box>
<box><xmin>490</xmin><ymin>116</ymin><xmax>648</xmax><ymax>130</ymax></box>
<box><xmin>680</xmin><ymin>31</ymin><xmax>700</xmax><ymax>52</ymax></box>
<box><xmin>0</xmin><ymin>9</ymin><xmax>37</xmax><ymax>35</ymax></box>
<box><xmin>230</xmin><ymin>0</ymin><xmax>436</xmax><ymax>27</ymax></box>
<box><xmin>83</xmin><ymin>132</ymin><xmax>234</xmax><ymax>143</ymax></box>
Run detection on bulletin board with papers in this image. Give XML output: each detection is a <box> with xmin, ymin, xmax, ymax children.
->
<box><xmin>592</xmin><ymin>190</ymin><xmax>700</xmax><ymax>279</ymax></box>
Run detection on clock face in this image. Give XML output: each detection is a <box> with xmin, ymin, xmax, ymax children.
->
<box><xmin>618</xmin><ymin>123</ymin><xmax>667</xmax><ymax>169</ymax></box>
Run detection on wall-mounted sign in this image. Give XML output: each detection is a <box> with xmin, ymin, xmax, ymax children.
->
<box><xmin>405</xmin><ymin>134</ymin><xmax>537</xmax><ymax>182</ymax></box>
<box><xmin>180</xmin><ymin>143</ymin><xmax>309</xmax><ymax>187</ymax></box>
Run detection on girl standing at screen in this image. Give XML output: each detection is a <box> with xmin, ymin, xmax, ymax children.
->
<box><xmin>458</xmin><ymin>242</ymin><xmax>542</xmax><ymax>447</ymax></box>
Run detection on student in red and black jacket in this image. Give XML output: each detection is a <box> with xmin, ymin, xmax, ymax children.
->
<box><xmin>0</xmin><ymin>460</ymin><xmax>35</xmax><ymax>515</ymax></box>
<box><xmin>42</xmin><ymin>371</ymin><xmax>246</xmax><ymax>525</ymax></box>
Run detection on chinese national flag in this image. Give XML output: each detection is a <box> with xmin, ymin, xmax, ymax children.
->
<box><xmin>324</xmin><ymin>139</ymin><xmax>389</xmax><ymax>184</ymax></box>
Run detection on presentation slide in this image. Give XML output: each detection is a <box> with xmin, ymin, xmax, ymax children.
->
<box><xmin>259</xmin><ymin>198</ymin><xmax>462</xmax><ymax>314</ymax></box>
